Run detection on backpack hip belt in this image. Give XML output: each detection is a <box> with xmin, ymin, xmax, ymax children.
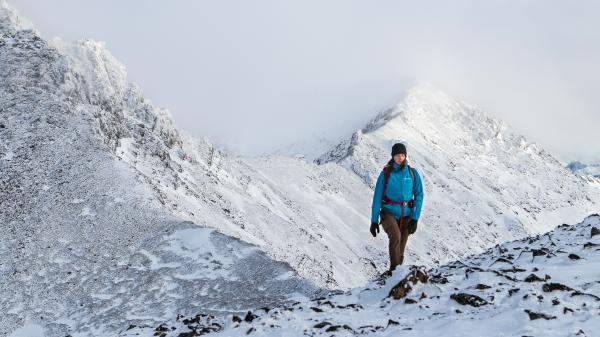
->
<box><xmin>382</xmin><ymin>198</ymin><xmax>414</xmax><ymax>218</ymax></box>
<box><xmin>381</xmin><ymin>162</ymin><xmax>416</xmax><ymax>219</ymax></box>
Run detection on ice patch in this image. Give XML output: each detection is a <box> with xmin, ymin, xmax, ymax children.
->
<box><xmin>9</xmin><ymin>323</ymin><xmax>45</xmax><ymax>337</ymax></box>
<box><xmin>275</xmin><ymin>271</ymin><xmax>295</xmax><ymax>280</ymax></box>
<box><xmin>80</xmin><ymin>206</ymin><xmax>96</xmax><ymax>217</ymax></box>
<box><xmin>2</xmin><ymin>150</ymin><xmax>14</xmax><ymax>160</ymax></box>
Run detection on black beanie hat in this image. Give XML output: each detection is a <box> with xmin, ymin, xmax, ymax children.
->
<box><xmin>391</xmin><ymin>143</ymin><xmax>407</xmax><ymax>157</ymax></box>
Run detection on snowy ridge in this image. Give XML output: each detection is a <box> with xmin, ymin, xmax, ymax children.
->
<box><xmin>316</xmin><ymin>84</ymin><xmax>600</xmax><ymax>268</ymax></box>
<box><xmin>141</xmin><ymin>214</ymin><xmax>600</xmax><ymax>337</ymax></box>
<box><xmin>43</xmin><ymin>25</ymin><xmax>388</xmax><ymax>288</ymax></box>
<box><xmin>0</xmin><ymin>4</ymin><xmax>320</xmax><ymax>337</ymax></box>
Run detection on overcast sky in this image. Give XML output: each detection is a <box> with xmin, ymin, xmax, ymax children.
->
<box><xmin>10</xmin><ymin>0</ymin><xmax>600</xmax><ymax>162</ymax></box>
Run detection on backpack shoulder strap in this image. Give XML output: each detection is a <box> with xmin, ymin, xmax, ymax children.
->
<box><xmin>408</xmin><ymin>165</ymin><xmax>415</xmax><ymax>182</ymax></box>
<box><xmin>382</xmin><ymin>164</ymin><xmax>392</xmax><ymax>201</ymax></box>
<box><xmin>408</xmin><ymin>165</ymin><xmax>417</xmax><ymax>195</ymax></box>
<box><xmin>383</xmin><ymin>165</ymin><xmax>391</xmax><ymax>182</ymax></box>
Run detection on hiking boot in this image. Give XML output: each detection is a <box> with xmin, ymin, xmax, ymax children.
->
<box><xmin>375</xmin><ymin>269</ymin><xmax>393</xmax><ymax>285</ymax></box>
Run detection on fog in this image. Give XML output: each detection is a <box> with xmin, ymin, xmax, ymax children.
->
<box><xmin>10</xmin><ymin>0</ymin><xmax>600</xmax><ymax>162</ymax></box>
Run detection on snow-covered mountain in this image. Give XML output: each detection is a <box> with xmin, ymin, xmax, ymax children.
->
<box><xmin>2</xmin><ymin>1</ymin><xmax>600</xmax><ymax>336</ymax></box>
<box><xmin>1</xmin><ymin>2</ymin><xmax>321</xmax><ymax>337</ymax></box>
<box><xmin>316</xmin><ymin>84</ymin><xmax>600</xmax><ymax>268</ymax></box>
<box><xmin>147</xmin><ymin>214</ymin><xmax>600</xmax><ymax>337</ymax></box>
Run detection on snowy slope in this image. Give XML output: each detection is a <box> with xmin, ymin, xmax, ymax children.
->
<box><xmin>316</xmin><ymin>84</ymin><xmax>600</xmax><ymax>267</ymax></box>
<box><xmin>145</xmin><ymin>214</ymin><xmax>600</xmax><ymax>337</ymax></box>
<box><xmin>0</xmin><ymin>2</ymin><xmax>319</xmax><ymax>337</ymax></box>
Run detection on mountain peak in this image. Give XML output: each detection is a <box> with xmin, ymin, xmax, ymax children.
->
<box><xmin>361</xmin><ymin>83</ymin><xmax>482</xmax><ymax>135</ymax></box>
<box><xmin>0</xmin><ymin>0</ymin><xmax>36</xmax><ymax>34</ymax></box>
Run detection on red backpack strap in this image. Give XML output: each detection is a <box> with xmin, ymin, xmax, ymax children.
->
<box><xmin>408</xmin><ymin>165</ymin><xmax>416</xmax><ymax>208</ymax></box>
<box><xmin>382</xmin><ymin>164</ymin><xmax>392</xmax><ymax>202</ymax></box>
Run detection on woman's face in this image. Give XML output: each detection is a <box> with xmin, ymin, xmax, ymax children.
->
<box><xmin>393</xmin><ymin>153</ymin><xmax>406</xmax><ymax>164</ymax></box>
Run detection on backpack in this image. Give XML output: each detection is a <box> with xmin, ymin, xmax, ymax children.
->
<box><xmin>382</xmin><ymin>160</ymin><xmax>415</xmax><ymax>216</ymax></box>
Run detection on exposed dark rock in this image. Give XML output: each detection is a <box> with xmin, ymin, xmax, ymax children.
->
<box><xmin>491</xmin><ymin>257</ymin><xmax>513</xmax><ymax>265</ymax></box>
<box><xmin>591</xmin><ymin>227</ymin><xmax>600</xmax><ymax>237</ymax></box>
<box><xmin>543</xmin><ymin>283</ymin><xmax>574</xmax><ymax>292</ymax></box>
<box><xmin>405</xmin><ymin>298</ymin><xmax>417</xmax><ymax>304</ymax></box>
<box><xmin>310</xmin><ymin>307</ymin><xmax>323</xmax><ymax>312</ymax></box>
<box><xmin>524</xmin><ymin>309</ymin><xmax>556</xmax><ymax>320</ymax></box>
<box><xmin>155</xmin><ymin>325</ymin><xmax>169</xmax><ymax>332</ymax></box>
<box><xmin>568</xmin><ymin>253</ymin><xmax>581</xmax><ymax>260</ymax></box>
<box><xmin>313</xmin><ymin>321</ymin><xmax>331</xmax><ymax>329</ymax></box>
<box><xmin>450</xmin><ymin>293</ymin><xmax>489</xmax><ymax>307</ymax></box>
<box><xmin>475</xmin><ymin>283</ymin><xmax>491</xmax><ymax>290</ymax></box>
<box><xmin>499</xmin><ymin>267</ymin><xmax>526</xmax><ymax>273</ymax></box>
<box><xmin>571</xmin><ymin>291</ymin><xmax>600</xmax><ymax>301</ymax></box>
<box><xmin>388</xmin><ymin>267</ymin><xmax>428</xmax><ymax>299</ymax></box>
<box><xmin>429</xmin><ymin>274</ymin><xmax>449</xmax><ymax>284</ymax></box>
<box><xmin>336</xmin><ymin>303</ymin><xmax>363</xmax><ymax>310</ymax></box>
<box><xmin>325</xmin><ymin>325</ymin><xmax>341</xmax><ymax>332</ymax></box>
<box><xmin>524</xmin><ymin>274</ymin><xmax>545</xmax><ymax>282</ymax></box>
<box><xmin>508</xmin><ymin>288</ymin><xmax>520</xmax><ymax>296</ymax></box>
<box><xmin>244</xmin><ymin>311</ymin><xmax>257</xmax><ymax>322</ymax></box>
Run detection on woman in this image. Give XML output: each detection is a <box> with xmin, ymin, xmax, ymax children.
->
<box><xmin>370</xmin><ymin>143</ymin><xmax>424</xmax><ymax>271</ymax></box>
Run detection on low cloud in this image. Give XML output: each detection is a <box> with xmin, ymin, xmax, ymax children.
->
<box><xmin>11</xmin><ymin>0</ymin><xmax>600</xmax><ymax>162</ymax></box>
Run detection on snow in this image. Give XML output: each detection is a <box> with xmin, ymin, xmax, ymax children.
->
<box><xmin>158</xmin><ymin>215</ymin><xmax>598</xmax><ymax>337</ymax></box>
<box><xmin>8</xmin><ymin>323</ymin><xmax>45</xmax><ymax>337</ymax></box>
<box><xmin>316</xmin><ymin>83</ymin><xmax>600</xmax><ymax>271</ymax></box>
<box><xmin>1</xmin><ymin>1</ymin><xmax>599</xmax><ymax>336</ymax></box>
<box><xmin>2</xmin><ymin>149</ymin><xmax>14</xmax><ymax>160</ymax></box>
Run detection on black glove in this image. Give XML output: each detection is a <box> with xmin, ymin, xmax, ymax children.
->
<box><xmin>407</xmin><ymin>219</ymin><xmax>418</xmax><ymax>234</ymax></box>
<box><xmin>370</xmin><ymin>222</ymin><xmax>380</xmax><ymax>237</ymax></box>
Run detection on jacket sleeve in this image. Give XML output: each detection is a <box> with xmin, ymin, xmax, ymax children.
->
<box><xmin>371</xmin><ymin>171</ymin><xmax>384</xmax><ymax>224</ymax></box>
<box><xmin>411</xmin><ymin>168</ymin><xmax>424</xmax><ymax>220</ymax></box>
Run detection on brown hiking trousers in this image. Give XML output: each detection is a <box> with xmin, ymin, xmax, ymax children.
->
<box><xmin>380</xmin><ymin>210</ymin><xmax>412</xmax><ymax>271</ymax></box>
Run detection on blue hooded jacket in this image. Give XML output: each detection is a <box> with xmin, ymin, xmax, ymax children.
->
<box><xmin>371</xmin><ymin>162</ymin><xmax>424</xmax><ymax>223</ymax></box>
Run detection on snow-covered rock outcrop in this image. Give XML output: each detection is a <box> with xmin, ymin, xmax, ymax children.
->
<box><xmin>151</xmin><ymin>214</ymin><xmax>600</xmax><ymax>337</ymax></box>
